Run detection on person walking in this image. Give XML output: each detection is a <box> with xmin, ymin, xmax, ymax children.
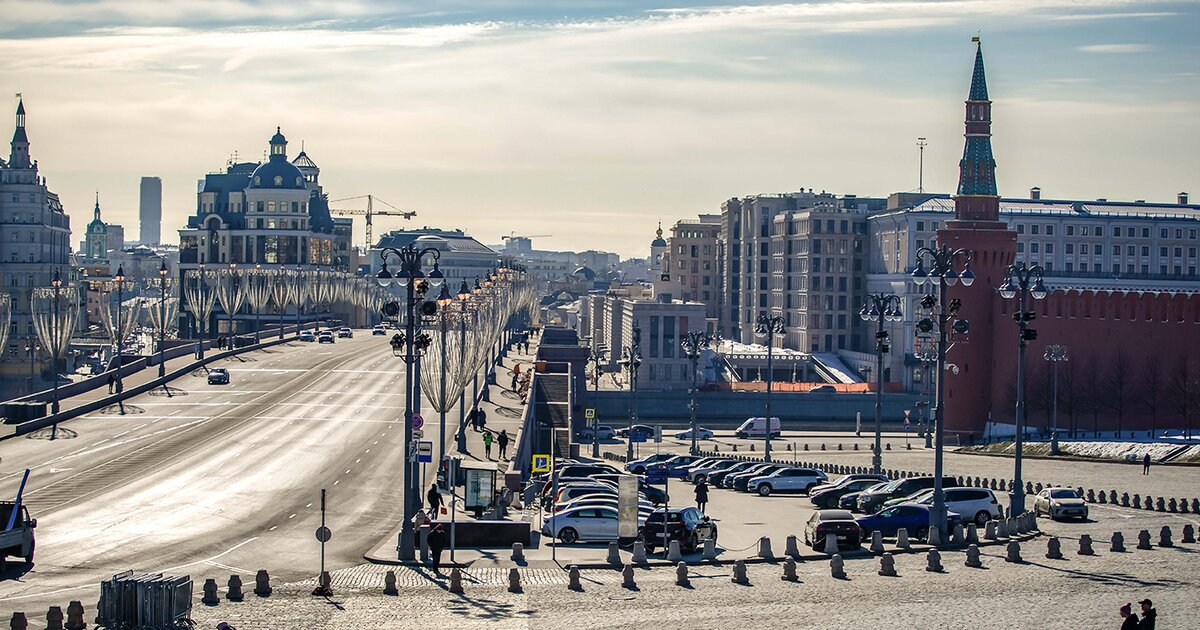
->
<box><xmin>427</xmin><ymin>482</ymin><xmax>443</xmax><ymax>516</ymax></box>
<box><xmin>468</xmin><ymin>407</ymin><xmax>479</xmax><ymax>432</ymax></box>
<box><xmin>483</xmin><ymin>431</ymin><xmax>494</xmax><ymax>459</ymax></box>
<box><xmin>1142</xmin><ymin>453</ymin><xmax>1151</xmax><ymax>475</ymax></box>
<box><xmin>510</xmin><ymin>370</ymin><xmax>518</xmax><ymax>390</ymax></box>
<box><xmin>498</xmin><ymin>429</ymin><xmax>510</xmax><ymax>459</ymax></box>
<box><xmin>427</xmin><ymin>524</ymin><xmax>446</xmax><ymax>573</ymax></box>
<box><xmin>695</xmin><ymin>479</ymin><xmax>709</xmax><ymax>514</ymax></box>
<box><xmin>1137</xmin><ymin>599</ymin><xmax>1156</xmax><ymax>629</ymax></box>
<box><xmin>107</xmin><ymin>374</ymin><xmax>115</xmax><ymax>394</ymax></box>
<box><xmin>477</xmin><ymin>407</ymin><xmax>488</xmax><ymax>432</ymax></box>
<box><xmin>1119</xmin><ymin>603</ymin><xmax>1139</xmax><ymax>630</ymax></box>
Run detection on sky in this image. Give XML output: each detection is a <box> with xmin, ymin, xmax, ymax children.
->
<box><xmin>1</xmin><ymin>0</ymin><xmax>1198</xmax><ymax>259</ymax></box>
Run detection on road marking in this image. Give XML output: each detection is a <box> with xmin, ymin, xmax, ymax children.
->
<box><xmin>305</xmin><ymin>503</ymin><xmax>313</xmax><ymax>508</ymax></box>
<box><xmin>269</xmin><ymin>525</ymin><xmax>278</xmax><ymax>531</ymax></box>
<box><xmin>334</xmin><ymin>480</ymin><xmax>340</xmax><ymax>485</ymax></box>
<box><xmin>160</xmin><ymin>537</ymin><xmax>259</xmax><ymax>574</ymax></box>
<box><xmin>289</xmin><ymin>513</ymin><xmax>296</xmax><ymax>519</ymax></box>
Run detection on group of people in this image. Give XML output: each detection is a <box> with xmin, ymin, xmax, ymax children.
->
<box><xmin>1119</xmin><ymin>599</ymin><xmax>1157</xmax><ymax>629</ymax></box>
<box><xmin>482</xmin><ymin>429</ymin><xmax>510</xmax><ymax>460</ymax></box>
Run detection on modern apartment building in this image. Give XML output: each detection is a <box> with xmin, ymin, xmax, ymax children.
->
<box><xmin>657</xmin><ymin>214</ymin><xmax>721</xmax><ymax>322</ymax></box>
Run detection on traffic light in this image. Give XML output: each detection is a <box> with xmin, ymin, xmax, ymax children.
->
<box><xmin>1022</xmin><ymin>328</ymin><xmax>1038</xmax><ymax>341</ymax></box>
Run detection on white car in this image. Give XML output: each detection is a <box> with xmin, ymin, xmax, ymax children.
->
<box><xmin>674</xmin><ymin>427</ymin><xmax>715</xmax><ymax>440</ymax></box>
<box><xmin>542</xmin><ymin>506</ymin><xmax>647</xmax><ymax>544</ymax></box>
<box><xmin>1033</xmin><ymin>487</ymin><xmax>1089</xmax><ymax>521</ymax></box>
<box><xmin>749</xmin><ymin>468</ymin><xmax>828</xmax><ymax>496</ymax></box>
<box><xmin>577</xmin><ymin>425</ymin><xmax>617</xmax><ymax>442</ymax></box>
<box><xmin>556</xmin><ymin>495</ymin><xmax>655</xmax><ymax>514</ymax></box>
<box><xmin>908</xmin><ymin>487</ymin><xmax>1002</xmax><ymax>526</ymax></box>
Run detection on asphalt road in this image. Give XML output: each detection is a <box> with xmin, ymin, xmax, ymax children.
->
<box><xmin>0</xmin><ymin>331</ymin><xmax>413</xmax><ymax>616</ymax></box>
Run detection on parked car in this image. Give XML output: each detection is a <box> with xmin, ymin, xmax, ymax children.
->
<box><xmin>673</xmin><ymin>427</ymin><xmax>714</xmax><ymax>440</ymax></box>
<box><xmin>556</xmin><ymin>495</ymin><xmax>654</xmax><ymax>514</ymax></box>
<box><xmin>298</xmin><ymin>331</ymin><xmax>315</xmax><ymax>342</ymax></box>
<box><xmin>626</xmin><ymin>453</ymin><xmax>675</xmax><ymax>474</ymax></box>
<box><xmin>677</xmin><ymin>457</ymin><xmax>727</xmax><ymax>480</ymax></box>
<box><xmin>542</xmin><ymin>506</ymin><xmax>624</xmax><ymax>543</ymax></box>
<box><xmin>647</xmin><ymin>455</ymin><xmax>704</xmax><ymax>479</ymax></box>
<box><xmin>686</xmin><ymin>458</ymin><xmax>739</xmax><ymax>483</ymax></box>
<box><xmin>1033</xmin><ymin>487</ymin><xmax>1089</xmax><ymax>521</ymax></box>
<box><xmin>641</xmin><ymin>507</ymin><xmax>718</xmax><ymax>554</ymax></box>
<box><xmin>856</xmin><ymin>476</ymin><xmax>961</xmax><ymax>514</ymax></box>
<box><xmin>749</xmin><ymin>467</ymin><xmax>828</xmax><ymax>496</ymax></box>
<box><xmin>588</xmin><ymin>474</ymin><xmax>669</xmax><ymax>505</ymax></box>
<box><xmin>556</xmin><ymin>463</ymin><xmax>623</xmax><ymax>480</ymax></box>
<box><xmin>706</xmin><ymin>461</ymin><xmax>763</xmax><ymax>487</ymax></box>
<box><xmin>725</xmin><ymin>463</ymin><xmax>785</xmax><ymax>490</ymax></box>
<box><xmin>207</xmin><ymin>368</ymin><xmax>230</xmax><ymax>385</ymax></box>
<box><xmin>855</xmin><ymin>504</ymin><xmax>963</xmax><ymax>542</ymax></box>
<box><xmin>577</xmin><ymin>425</ymin><xmax>617</xmax><ymax>442</ymax></box>
<box><xmin>839</xmin><ymin>481</ymin><xmax>889</xmax><ymax>510</ymax></box>
<box><xmin>810</xmin><ymin>474</ymin><xmax>889</xmax><ymax>509</ymax></box>
<box><xmin>914</xmin><ymin>487</ymin><xmax>1001</xmax><ymax>526</ymax></box>
<box><xmin>735</xmin><ymin>417</ymin><xmax>781</xmax><ymax>439</ymax></box>
<box><xmin>615</xmin><ymin>424</ymin><xmax>656</xmax><ymax>441</ymax></box>
<box><xmin>372</xmin><ymin>326</ymin><xmax>386</xmax><ymax>336</ymax></box>
<box><xmin>337</xmin><ymin>327</ymin><xmax>353</xmax><ymax>338</ymax></box>
<box><xmin>317</xmin><ymin>331</ymin><xmax>335</xmax><ymax>344</ymax></box>
<box><xmin>804</xmin><ymin>509</ymin><xmax>862</xmax><ymax>551</ymax></box>
<box><xmin>808</xmin><ymin>384</ymin><xmax>837</xmax><ymax>393</ymax></box>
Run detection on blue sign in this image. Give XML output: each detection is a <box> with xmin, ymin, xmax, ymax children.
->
<box><xmin>645</xmin><ymin>466</ymin><xmax>668</xmax><ymax>485</ymax></box>
<box><xmin>417</xmin><ymin>441</ymin><xmax>433</xmax><ymax>463</ymax></box>
<box><xmin>629</xmin><ymin>432</ymin><xmax>647</xmax><ymax>443</ymax></box>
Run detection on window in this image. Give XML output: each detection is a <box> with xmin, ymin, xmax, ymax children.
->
<box><xmin>1016</xmin><ymin>224</ymin><xmax>1025</xmax><ymax>234</ymax></box>
<box><xmin>1031</xmin><ymin>225</ymin><xmax>1040</xmax><ymax>235</ymax></box>
<box><xmin>1161</xmin><ymin>228</ymin><xmax>1168</xmax><ymax>238</ymax></box>
<box><xmin>1112</xmin><ymin>245</ymin><xmax>1120</xmax><ymax>256</ymax></box>
<box><xmin>1080</xmin><ymin>244</ymin><xmax>1089</xmax><ymax>255</ymax></box>
<box><xmin>1045</xmin><ymin>243</ymin><xmax>1054</xmax><ymax>254</ymax></box>
<box><xmin>1066</xmin><ymin>226</ymin><xmax>1074</xmax><ymax>236</ymax></box>
<box><xmin>1114</xmin><ymin>226</ymin><xmax>1122</xmax><ymax>237</ymax></box>
<box><xmin>1142</xmin><ymin>246</ymin><xmax>1150</xmax><ymax>256</ymax></box>
<box><xmin>1160</xmin><ymin>247</ymin><xmax>1168</xmax><ymax>257</ymax></box>
<box><xmin>1030</xmin><ymin>242</ymin><xmax>1040</xmax><ymax>253</ymax></box>
<box><xmin>916</xmin><ymin>221</ymin><xmax>925</xmax><ymax>231</ymax></box>
<box><xmin>1046</xmin><ymin>225</ymin><xmax>1054</xmax><ymax>236</ymax></box>
<box><xmin>1142</xmin><ymin>228</ymin><xmax>1150</xmax><ymax>238</ymax></box>
<box><xmin>1095</xmin><ymin>226</ymin><xmax>1103</xmax><ymax>237</ymax></box>
<box><xmin>1065</xmin><ymin>244</ymin><xmax>1074</xmax><ymax>254</ymax></box>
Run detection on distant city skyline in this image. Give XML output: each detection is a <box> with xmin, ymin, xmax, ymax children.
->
<box><xmin>2</xmin><ymin>0</ymin><xmax>1197</xmax><ymax>258</ymax></box>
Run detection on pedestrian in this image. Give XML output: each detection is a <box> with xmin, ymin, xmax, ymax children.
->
<box><xmin>477</xmin><ymin>407</ymin><xmax>488</xmax><ymax>432</ymax></box>
<box><xmin>468</xmin><ymin>407</ymin><xmax>479</xmax><ymax>432</ymax></box>
<box><xmin>1137</xmin><ymin>599</ymin><xmax>1156</xmax><ymax>629</ymax></box>
<box><xmin>427</xmin><ymin>482</ymin><xmax>443</xmax><ymax>516</ymax></box>
<box><xmin>1142</xmin><ymin>453</ymin><xmax>1151</xmax><ymax>475</ymax></box>
<box><xmin>510</xmin><ymin>371</ymin><xmax>518</xmax><ymax>390</ymax></box>
<box><xmin>695</xmin><ymin>479</ymin><xmax>709</xmax><ymax>514</ymax></box>
<box><xmin>107</xmin><ymin>374</ymin><xmax>115</xmax><ymax>394</ymax></box>
<box><xmin>483</xmin><ymin>431</ymin><xmax>493</xmax><ymax>459</ymax></box>
<box><xmin>498</xmin><ymin>429</ymin><xmax>510</xmax><ymax>459</ymax></box>
<box><xmin>428</xmin><ymin>523</ymin><xmax>446</xmax><ymax>573</ymax></box>
<box><xmin>1119</xmin><ymin>603</ymin><xmax>1139</xmax><ymax>630</ymax></box>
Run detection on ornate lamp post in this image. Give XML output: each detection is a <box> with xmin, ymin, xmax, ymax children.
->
<box><xmin>114</xmin><ymin>265</ymin><xmax>127</xmax><ymax>396</ymax></box>
<box><xmin>227</xmin><ymin>262</ymin><xmax>239</xmax><ymax>347</ymax></box>
<box><xmin>860</xmin><ymin>293</ymin><xmax>903</xmax><ymax>474</ymax></box>
<box><xmin>456</xmin><ymin>279</ymin><xmax>472</xmax><ymax>453</ymax></box>
<box><xmin>50</xmin><ymin>269</ymin><xmax>62</xmax><ymax>414</ymax></box>
<box><xmin>435</xmin><ymin>282</ymin><xmax>454</xmax><ymax>462</ymax></box>
<box><xmin>680</xmin><ymin>330</ymin><xmax>715</xmax><ymax>456</ymax></box>
<box><xmin>157</xmin><ymin>261</ymin><xmax>168</xmax><ymax>377</ymax></box>
<box><xmin>913</xmin><ymin>343</ymin><xmax>938</xmax><ymax>448</ymax></box>
<box><xmin>618</xmin><ymin>323</ymin><xmax>642</xmax><ymax>462</ymax></box>
<box><xmin>754</xmin><ymin>313</ymin><xmax>786</xmax><ymax>462</ymax></box>
<box><xmin>911</xmin><ymin>244</ymin><xmax>974</xmax><ymax>541</ymax></box>
<box><xmin>998</xmin><ymin>262</ymin><xmax>1048</xmax><ymax>517</ymax></box>
<box><xmin>1043</xmin><ymin>344</ymin><xmax>1068</xmax><ymax>455</ymax></box>
<box><xmin>376</xmin><ymin>242</ymin><xmax>444</xmax><ymax>562</ymax></box>
<box><xmin>587</xmin><ymin>341</ymin><xmax>609</xmax><ymax>458</ymax></box>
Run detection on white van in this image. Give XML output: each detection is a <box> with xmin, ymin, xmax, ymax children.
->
<box><xmin>735</xmin><ymin>417</ymin><xmax>781</xmax><ymax>439</ymax></box>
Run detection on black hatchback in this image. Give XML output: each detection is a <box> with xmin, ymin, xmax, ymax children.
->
<box><xmin>641</xmin><ymin>507</ymin><xmax>717</xmax><ymax>554</ymax></box>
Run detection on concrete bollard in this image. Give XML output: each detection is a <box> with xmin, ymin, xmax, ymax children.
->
<box><xmin>952</xmin><ymin>523</ymin><xmax>965</xmax><ymax>544</ymax></box>
<box><xmin>906</xmin><ymin>443</ymin><xmax>912</xmax><ymax>450</ymax></box>
<box><xmin>853</xmin><ymin>443</ymin><xmax>858</xmax><ymax>450</ymax></box>
<box><xmin>511</xmin><ymin>542</ymin><xmax>525</xmax><ymax>563</ymax></box>
<box><xmin>64</xmin><ymin>602</ymin><xmax>84</xmax><ymax>630</ymax></box>
<box><xmin>1086</xmin><ymin>488</ymin><xmax>1096</xmax><ymax>503</ymax></box>
<box><xmin>731</xmin><ymin>560</ymin><xmax>749</xmax><ymax>584</ymax></box>
<box><xmin>1079</xmin><ymin>534</ymin><xmax>1095</xmax><ymax>556</ymax></box>
<box><xmin>1034</xmin><ymin>482</ymin><xmax>1043</xmax><ymax>493</ymax></box>
<box><xmin>926</xmin><ymin>549</ymin><xmax>943</xmax><ymax>572</ymax></box>
<box><xmin>1025</xmin><ymin>481</ymin><xmax>1033</xmax><ymax>495</ymax></box>
<box><xmin>804</xmin><ymin>443</ymin><xmax>809</xmax><ymax>451</ymax></box>
<box><xmin>1183</xmin><ymin>524</ymin><xmax>1196</xmax><ymax>544</ymax></box>
<box><xmin>897</xmin><ymin>527</ymin><xmax>911</xmax><ymax>549</ymax></box>
<box><xmin>622</xmin><ymin>564</ymin><xmax>637</xmax><ymax>589</ymax></box>
<box><xmin>567</xmin><ymin>565</ymin><xmax>582</xmax><ymax>591</ymax></box>
<box><xmin>1109</xmin><ymin>490</ymin><xmax>1117</xmax><ymax>505</ymax></box>
<box><xmin>9</xmin><ymin>613</ymin><xmax>27</xmax><ymax>630</ymax></box>
<box><xmin>886</xmin><ymin>443</ymin><xmax>892</xmax><ymax>450</ymax></box>
<box><xmin>1046</xmin><ymin>537</ymin><xmax>1063</xmax><ymax>559</ymax></box>
<box><xmin>254</xmin><ymin>569</ymin><xmax>273</xmax><ymax>597</ymax></box>
<box><xmin>782</xmin><ymin>557</ymin><xmax>798</xmax><ymax>581</ymax></box>
<box><xmin>1121</xmin><ymin>492</ymin><xmax>1130</xmax><ymax>507</ymax></box>
<box><xmin>1112</xmin><ymin>532</ymin><xmax>1126</xmax><ymax>552</ymax></box>
<box><xmin>1098</xmin><ymin>490</ymin><xmax>1107</xmax><ymax>504</ymax></box>
<box><xmin>878</xmin><ymin>552</ymin><xmax>897</xmax><ymax>576</ymax></box>
<box><xmin>785</xmin><ymin>535</ymin><xmax>801</xmax><ymax>559</ymax></box>
<box><xmin>1155</xmin><ymin>497</ymin><xmax>1166</xmax><ymax>512</ymax></box>
<box><xmin>830</xmin><ymin>554</ymin><xmax>846</xmax><ymax>579</ymax></box>
<box><xmin>227</xmin><ymin>574</ymin><xmax>244</xmax><ymax>602</ymax></box>
<box><xmin>703</xmin><ymin>538</ymin><xmax>718</xmax><ymax>561</ymax></box>
<box><xmin>45</xmin><ymin>607</ymin><xmax>63</xmax><ymax>630</ymax></box>
<box><xmin>632</xmin><ymin>541</ymin><xmax>648</xmax><ymax>564</ymax></box>
<box><xmin>1137</xmin><ymin>530</ymin><xmax>1152</xmax><ymax>550</ymax></box>
<box><xmin>996</xmin><ymin>519</ymin><xmax>1009</xmax><ymax>538</ymax></box>
<box><xmin>607</xmin><ymin>542</ymin><xmax>622</xmax><ymax>565</ymax></box>
<box><xmin>675</xmin><ymin>562</ymin><xmax>690</xmax><ymax>587</ymax></box>
<box><xmin>869</xmin><ymin>530</ymin><xmax>884</xmax><ymax>554</ymax></box>
<box><xmin>508</xmin><ymin>568</ymin><xmax>522</xmax><ymax>593</ymax></box>
<box><xmin>1133</xmin><ymin>494</ymin><xmax>1142</xmax><ymax>509</ymax></box>
<box><xmin>984</xmin><ymin>522</ymin><xmax>997</xmax><ymax>541</ymax></box>
<box><xmin>1183</xmin><ymin>498</ymin><xmax>1191</xmax><ymax>513</ymax></box>
<box><xmin>668</xmin><ymin>540</ymin><xmax>683</xmax><ymax>563</ymax></box>
<box><xmin>823</xmin><ymin>533</ymin><xmax>840</xmax><ymax>555</ymax></box>
<box><xmin>758</xmin><ymin>537</ymin><xmax>774</xmax><ymax>561</ymax></box>
<box><xmin>749</xmin><ymin>444</ymin><xmax>754</xmax><ymax>451</ymax></box>
<box><xmin>202</xmin><ymin>578</ymin><xmax>220</xmax><ymax>605</ymax></box>
<box><xmin>384</xmin><ymin>570</ymin><xmax>398</xmax><ymax>595</ymax></box>
<box><xmin>1192</xmin><ymin>499</ymin><xmax>1200</xmax><ymax>514</ymax></box>
<box><xmin>989</xmin><ymin>479</ymin><xmax>997</xmax><ymax>490</ymax></box>
<box><xmin>927</xmin><ymin>525</ymin><xmax>942</xmax><ymax>546</ymax></box>
<box><xmin>965</xmin><ymin>544</ymin><xmax>983</xmax><ymax>568</ymax></box>
<box><xmin>1006</xmin><ymin>541</ymin><xmax>1022</xmax><ymax>563</ymax></box>
<box><xmin>1144</xmin><ymin>495</ymin><xmax>1154</xmax><ymax>510</ymax></box>
<box><xmin>1168</xmin><ymin>498</ymin><xmax>1178</xmax><ymax>513</ymax></box>
<box><xmin>966</xmin><ymin>524</ymin><xmax>979</xmax><ymax>544</ymax></box>
<box><xmin>449</xmin><ymin>568</ymin><xmax>464</xmax><ymax>594</ymax></box>
<box><xmin>1159</xmin><ymin>526</ymin><xmax>1174</xmax><ymax>548</ymax></box>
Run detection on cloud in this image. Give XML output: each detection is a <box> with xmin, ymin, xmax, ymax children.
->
<box><xmin>1077</xmin><ymin>43</ymin><xmax>1155</xmax><ymax>53</ymax></box>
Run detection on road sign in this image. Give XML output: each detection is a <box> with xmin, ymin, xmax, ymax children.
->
<box><xmin>585</xmin><ymin>408</ymin><xmax>595</xmax><ymax>419</ymax></box>
<box><xmin>413</xmin><ymin>428</ymin><xmax>424</xmax><ymax>439</ymax></box>
<box><xmin>411</xmin><ymin>413</ymin><xmax>424</xmax><ymax>430</ymax></box>
<box><xmin>418</xmin><ymin>441</ymin><xmax>433</xmax><ymax>463</ymax></box>
<box><xmin>630</xmin><ymin>432</ymin><xmax>647</xmax><ymax>443</ymax></box>
<box><xmin>315</xmin><ymin>526</ymin><xmax>332</xmax><ymax>543</ymax></box>
<box><xmin>531</xmin><ymin>453</ymin><xmax>551</xmax><ymax>473</ymax></box>
<box><xmin>645</xmin><ymin>466</ymin><xmax>667</xmax><ymax>485</ymax></box>
<box><xmin>654</xmin><ymin>426</ymin><xmax>662</xmax><ymax>443</ymax></box>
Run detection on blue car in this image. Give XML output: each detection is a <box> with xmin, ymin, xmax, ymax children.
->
<box><xmin>855</xmin><ymin>504</ymin><xmax>961</xmax><ymax>542</ymax></box>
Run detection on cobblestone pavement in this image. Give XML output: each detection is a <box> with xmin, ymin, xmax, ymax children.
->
<box><xmin>189</xmin><ymin>530</ymin><xmax>1199</xmax><ymax>630</ymax></box>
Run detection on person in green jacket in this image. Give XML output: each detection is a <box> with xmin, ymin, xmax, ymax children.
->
<box><xmin>483</xmin><ymin>431</ymin><xmax>494</xmax><ymax>459</ymax></box>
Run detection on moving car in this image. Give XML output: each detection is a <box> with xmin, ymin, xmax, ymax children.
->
<box><xmin>372</xmin><ymin>326</ymin><xmax>386</xmax><ymax>336</ymax></box>
<box><xmin>207</xmin><ymin>368</ymin><xmax>230</xmax><ymax>385</ymax></box>
<box><xmin>735</xmin><ymin>417</ymin><xmax>781</xmax><ymax>439</ymax></box>
<box><xmin>673</xmin><ymin>427</ymin><xmax>714</xmax><ymax>440</ymax></box>
<box><xmin>641</xmin><ymin>507</ymin><xmax>718</xmax><ymax>554</ymax></box>
<box><xmin>615</xmin><ymin>424</ymin><xmax>656</xmax><ymax>441</ymax></box>
<box><xmin>1033</xmin><ymin>487</ymin><xmax>1089</xmax><ymax>521</ymax></box>
<box><xmin>298</xmin><ymin>331</ymin><xmax>315</xmax><ymax>342</ymax></box>
<box><xmin>577</xmin><ymin>425</ymin><xmax>617</xmax><ymax>442</ymax></box>
<box><xmin>808</xmin><ymin>384</ymin><xmax>837</xmax><ymax>393</ymax></box>
<box><xmin>337</xmin><ymin>327</ymin><xmax>353</xmax><ymax>338</ymax></box>
<box><xmin>855</xmin><ymin>504</ymin><xmax>963</xmax><ymax>542</ymax></box>
<box><xmin>856</xmin><ymin>476</ymin><xmax>961</xmax><ymax>514</ymax></box>
<box><xmin>804</xmin><ymin>509</ymin><xmax>862</xmax><ymax>551</ymax></box>
<box><xmin>810</xmin><ymin>474</ymin><xmax>889</xmax><ymax>509</ymax></box>
<box><xmin>318</xmin><ymin>331</ymin><xmax>335</xmax><ymax>344</ymax></box>
<box><xmin>749</xmin><ymin>467</ymin><xmax>828</xmax><ymax>496</ymax></box>
<box><xmin>626</xmin><ymin>453</ymin><xmax>675</xmax><ymax>475</ymax></box>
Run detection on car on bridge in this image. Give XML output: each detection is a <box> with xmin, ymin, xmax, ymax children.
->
<box><xmin>207</xmin><ymin>368</ymin><xmax>230</xmax><ymax>385</ymax></box>
<box><xmin>318</xmin><ymin>331</ymin><xmax>335</xmax><ymax>344</ymax></box>
<box><xmin>576</xmin><ymin>425</ymin><xmax>617</xmax><ymax>442</ymax></box>
<box><xmin>372</xmin><ymin>326</ymin><xmax>387</xmax><ymax>336</ymax></box>
<box><xmin>337</xmin><ymin>327</ymin><xmax>353</xmax><ymax>338</ymax></box>
<box><xmin>673</xmin><ymin>427</ymin><xmax>714</xmax><ymax>440</ymax></box>
<box><xmin>614</xmin><ymin>424</ymin><xmax>656</xmax><ymax>442</ymax></box>
<box><xmin>298</xmin><ymin>331</ymin><xmax>315</xmax><ymax>342</ymax></box>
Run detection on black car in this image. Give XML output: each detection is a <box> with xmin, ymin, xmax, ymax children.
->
<box><xmin>856</xmin><ymin>476</ymin><xmax>961</xmax><ymax>514</ymax></box>
<box><xmin>207</xmin><ymin>368</ymin><xmax>230</xmax><ymax>385</ymax></box>
<box><xmin>589</xmin><ymin>474</ymin><xmax>669</xmax><ymax>505</ymax></box>
<box><xmin>641</xmin><ymin>507</ymin><xmax>717</xmax><ymax>554</ymax></box>
<box><xmin>706</xmin><ymin>461</ymin><xmax>761</xmax><ymax>487</ymax></box>
<box><xmin>809</xmin><ymin>474</ymin><xmax>889</xmax><ymax>509</ymax></box>
<box><xmin>804</xmin><ymin>509</ymin><xmax>862</xmax><ymax>551</ymax></box>
<box><xmin>614</xmin><ymin>424</ymin><xmax>655</xmax><ymax>440</ymax></box>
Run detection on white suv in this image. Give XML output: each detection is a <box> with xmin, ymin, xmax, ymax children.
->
<box><xmin>749</xmin><ymin>468</ymin><xmax>828</xmax><ymax>496</ymax></box>
<box><xmin>910</xmin><ymin>487</ymin><xmax>1000</xmax><ymax>526</ymax></box>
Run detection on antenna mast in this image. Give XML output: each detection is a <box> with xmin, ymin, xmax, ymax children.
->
<box><xmin>917</xmin><ymin>137</ymin><xmax>928</xmax><ymax>193</ymax></box>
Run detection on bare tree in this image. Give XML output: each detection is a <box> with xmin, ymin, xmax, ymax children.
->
<box><xmin>1168</xmin><ymin>354</ymin><xmax>1199</xmax><ymax>439</ymax></box>
<box><xmin>1103</xmin><ymin>347</ymin><xmax>1133</xmax><ymax>439</ymax></box>
<box><xmin>1059</xmin><ymin>357</ymin><xmax>1079</xmax><ymax>438</ymax></box>
<box><xmin>1138</xmin><ymin>356</ymin><xmax>1163</xmax><ymax>439</ymax></box>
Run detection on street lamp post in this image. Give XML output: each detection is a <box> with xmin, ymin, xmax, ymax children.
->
<box><xmin>50</xmin><ymin>269</ymin><xmax>62</xmax><ymax>414</ymax></box>
<box><xmin>456</xmin><ymin>279</ymin><xmax>471</xmax><ymax>453</ymax></box>
<box><xmin>196</xmin><ymin>264</ymin><xmax>208</xmax><ymax>359</ymax></box>
<box><xmin>24</xmin><ymin>342</ymin><xmax>39</xmax><ymax>394</ymax></box>
<box><xmin>114</xmin><ymin>265</ymin><xmax>126</xmax><ymax>398</ymax></box>
<box><xmin>860</xmin><ymin>293</ymin><xmax>903</xmax><ymax>475</ymax></box>
<box><xmin>911</xmin><ymin>244</ymin><xmax>974</xmax><ymax>542</ymax></box>
<box><xmin>227</xmin><ymin>263</ymin><xmax>238</xmax><ymax>349</ymax></box>
<box><xmin>377</xmin><ymin>243</ymin><xmax>444</xmax><ymax>562</ymax></box>
<box><xmin>754</xmin><ymin>313</ymin><xmax>786</xmax><ymax>463</ymax></box>
<box><xmin>158</xmin><ymin>261</ymin><xmax>168</xmax><ymax>378</ymax></box>
<box><xmin>435</xmin><ymin>283</ymin><xmax>454</xmax><ymax>463</ymax></box>
<box><xmin>680</xmin><ymin>330</ymin><xmax>715</xmax><ymax>456</ymax></box>
<box><xmin>998</xmin><ymin>262</ymin><xmax>1048</xmax><ymax>517</ymax></box>
<box><xmin>619</xmin><ymin>324</ymin><xmax>642</xmax><ymax>462</ymax></box>
<box><xmin>1044</xmin><ymin>344</ymin><xmax>1068</xmax><ymax>455</ymax></box>
<box><xmin>587</xmin><ymin>341</ymin><xmax>609</xmax><ymax>459</ymax></box>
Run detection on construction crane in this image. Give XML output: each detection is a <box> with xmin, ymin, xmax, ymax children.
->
<box><xmin>329</xmin><ymin>195</ymin><xmax>416</xmax><ymax>249</ymax></box>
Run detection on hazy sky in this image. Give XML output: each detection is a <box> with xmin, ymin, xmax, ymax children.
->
<box><xmin>2</xmin><ymin>0</ymin><xmax>1198</xmax><ymax>258</ymax></box>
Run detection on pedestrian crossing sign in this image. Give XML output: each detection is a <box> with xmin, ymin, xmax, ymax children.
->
<box><xmin>532</xmin><ymin>454</ymin><xmax>551</xmax><ymax>473</ymax></box>
<box><xmin>585</xmin><ymin>408</ymin><xmax>595</xmax><ymax>419</ymax></box>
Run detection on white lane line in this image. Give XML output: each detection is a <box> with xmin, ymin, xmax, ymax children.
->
<box><xmin>305</xmin><ymin>503</ymin><xmax>313</xmax><ymax>508</ymax></box>
<box><xmin>333</xmin><ymin>480</ymin><xmax>340</xmax><ymax>485</ymax></box>
<box><xmin>269</xmin><ymin>525</ymin><xmax>278</xmax><ymax>531</ymax></box>
<box><xmin>289</xmin><ymin>513</ymin><xmax>296</xmax><ymax>519</ymax></box>
<box><xmin>345</xmin><ymin>469</ymin><xmax>351</xmax><ymax>474</ymax></box>
<box><xmin>160</xmin><ymin>537</ymin><xmax>259</xmax><ymax>574</ymax></box>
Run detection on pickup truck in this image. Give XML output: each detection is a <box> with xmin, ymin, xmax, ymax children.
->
<box><xmin>0</xmin><ymin>501</ymin><xmax>37</xmax><ymax>566</ymax></box>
